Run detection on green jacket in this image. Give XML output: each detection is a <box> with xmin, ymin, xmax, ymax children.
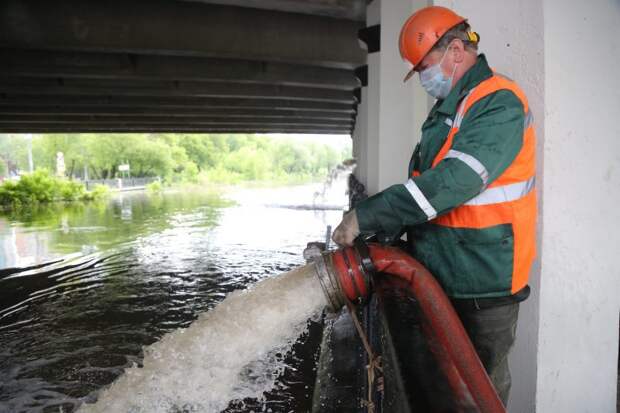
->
<box><xmin>356</xmin><ymin>55</ymin><xmax>526</xmax><ymax>298</ymax></box>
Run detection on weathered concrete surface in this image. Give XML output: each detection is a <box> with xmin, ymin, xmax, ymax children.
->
<box><xmin>0</xmin><ymin>107</ymin><xmax>355</xmax><ymax>121</ymax></box>
<box><xmin>0</xmin><ymin>79</ymin><xmax>358</xmax><ymax>104</ymax></box>
<box><xmin>0</xmin><ymin>125</ymin><xmax>352</xmax><ymax>134</ymax></box>
<box><xmin>0</xmin><ymin>0</ymin><xmax>364</xmax><ymax>69</ymax></box>
<box><xmin>0</xmin><ymin>0</ymin><xmax>366</xmax><ymax>133</ymax></box>
<box><xmin>0</xmin><ymin>50</ymin><xmax>361</xmax><ymax>90</ymax></box>
<box><xmin>180</xmin><ymin>0</ymin><xmax>366</xmax><ymax>21</ymax></box>
<box><xmin>535</xmin><ymin>0</ymin><xmax>620</xmax><ymax>411</ymax></box>
<box><xmin>0</xmin><ymin>96</ymin><xmax>357</xmax><ymax>113</ymax></box>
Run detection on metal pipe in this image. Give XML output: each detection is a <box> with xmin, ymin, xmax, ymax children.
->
<box><xmin>312</xmin><ymin>243</ymin><xmax>506</xmax><ymax>413</ymax></box>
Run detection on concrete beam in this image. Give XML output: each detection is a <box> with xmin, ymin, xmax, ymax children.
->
<box><xmin>0</xmin><ymin>106</ymin><xmax>354</xmax><ymax>121</ymax></box>
<box><xmin>0</xmin><ymin>125</ymin><xmax>352</xmax><ymax>134</ymax></box>
<box><xmin>0</xmin><ymin>96</ymin><xmax>357</xmax><ymax>114</ymax></box>
<box><xmin>0</xmin><ymin>50</ymin><xmax>361</xmax><ymax>90</ymax></box>
<box><xmin>0</xmin><ymin>0</ymin><xmax>365</xmax><ymax>69</ymax></box>
<box><xmin>0</xmin><ymin>115</ymin><xmax>354</xmax><ymax>128</ymax></box>
<box><xmin>179</xmin><ymin>0</ymin><xmax>366</xmax><ymax>21</ymax></box>
<box><xmin>0</xmin><ymin>78</ymin><xmax>357</xmax><ymax>104</ymax></box>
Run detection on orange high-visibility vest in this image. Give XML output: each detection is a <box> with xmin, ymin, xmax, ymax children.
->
<box><xmin>429</xmin><ymin>74</ymin><xmax>537</xmax><ymax>294</ymax></box>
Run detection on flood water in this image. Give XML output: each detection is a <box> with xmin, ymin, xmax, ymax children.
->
<box><xmin>0</xmin><ymin>183</ymin><xmax>347</xmax><ymax>413</ymax></box>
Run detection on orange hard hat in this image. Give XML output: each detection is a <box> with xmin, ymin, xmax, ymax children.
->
<box><xmin>399</xmin><ymin>6</ymin><xmax>466</xmax><ymax>82</ymax></box>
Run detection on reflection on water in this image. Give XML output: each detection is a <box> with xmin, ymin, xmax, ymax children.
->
<box><xmin>0</xmin><ymin>191</ymin><xmax>229</xmax><ymax>269</ymax></box>
<box><xmin>0</xmin><ymin>184</ymin><xmax>346</xmax><ymax>413</ymax></box>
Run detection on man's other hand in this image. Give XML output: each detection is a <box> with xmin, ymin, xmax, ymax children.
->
<box><xmin>332</xmin><ymin>210</ymin><xmax>360</xmax><ymax>247</ymax></box>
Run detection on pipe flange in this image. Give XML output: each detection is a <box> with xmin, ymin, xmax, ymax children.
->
<box><xmin>312</xmin><ymin>252</ymin><xmax>344</xmax><ymax>312</ymax></box>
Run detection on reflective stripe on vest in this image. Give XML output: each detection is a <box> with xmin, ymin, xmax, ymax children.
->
<box><xmin>464</xmin><ymin>176</ymin><xmax>535</xmax><ymax>206</ymax></box>
<box><xmin>524</xmin><ymin>110</ymin><xmax>534</xmax><ymax>129</ymax></box>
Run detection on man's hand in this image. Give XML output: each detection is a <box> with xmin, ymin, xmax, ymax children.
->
<box><xmin>332</xmin><ymin>210</ymin><xmax>360</xmax><ymax>247</ymax></box>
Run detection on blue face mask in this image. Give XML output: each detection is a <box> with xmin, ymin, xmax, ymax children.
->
<box><xmin>419</xmin><ymin>49</ymin><xmax>457</xmax><ymax>99</ymax></box>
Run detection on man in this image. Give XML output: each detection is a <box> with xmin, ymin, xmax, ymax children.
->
<box><xmin>332</xmin><ymin>6</ymin><xmax>537</xmax><ymax>406</ymax></box>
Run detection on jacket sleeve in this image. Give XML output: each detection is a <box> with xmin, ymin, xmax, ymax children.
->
<box><xmin>356</xmin><ymin>90</ymin><xmax>525</xmax><ymax>238</ymax></box>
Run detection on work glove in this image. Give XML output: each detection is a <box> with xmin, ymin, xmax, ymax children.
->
<box><xmin>332</xmin><ymin>209</ymin><xmax>360</xmax><ymax>247</ymax></box>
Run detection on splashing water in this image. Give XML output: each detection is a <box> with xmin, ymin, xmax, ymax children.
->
<box><xmin>78</xmin><ymin>263</ymin><xmax>327</xmax><ymax>413</ymax></box>
<box><xmin>312</xmin><ymin>162</ymin><xmax>355</xmax><ymax>209</ymax></box>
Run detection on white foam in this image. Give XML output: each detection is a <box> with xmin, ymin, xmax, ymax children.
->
<box><xmin>78</xmin><ymin>263</ymin><xmax>326</xmax><ymax>413</ymax></box>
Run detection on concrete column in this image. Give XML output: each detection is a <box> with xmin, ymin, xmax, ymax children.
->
<box><xmin>352</xmin><ymin>85</ymin><xmax>369</xmax><ymax>186</ymax></box>
<box><xmin>364</xmin><ymin>0</ymin><xmax>381</xmax><ymax>195</ymax></box>
<box><xmin>360</xmin><ymin>0</ymin><xmax>431</xmax><ymax>195</ymax></box>
<box><xmin>536</xmin><ymin>0</ymin><xmax>620</xmax><ymax>411</ymax></box>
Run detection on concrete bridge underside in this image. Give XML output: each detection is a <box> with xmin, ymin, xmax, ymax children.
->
<box><xmin>0</xmin><ymin>0</ymin><xmax>367</xmax><ymax>134</ymax></box>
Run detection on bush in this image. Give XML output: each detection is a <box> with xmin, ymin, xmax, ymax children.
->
<box><xmin>0</xmin><ymin>170</ymin><xmax>106</xmax><ymax>207</ymax></box>
<box><xmin>90</xmin><ymin>184</ymin><xmax>110</xmax><ymax>199</ymax></box>
<box><xmin>15</xmin><ymin>170</ymin><xmax>58</xmax><ymax>203</ymax></box>
<box><xmin>81</xmin><ymin>184</ymin><xmax>110</xmax><ymax>201</ymax></box>
<box><xmin>58</xmin><ymin>179</ymin><xmax>86</xmax><ymax>201</ymax></box>
<box><xmin>146</xmin><ymin>180</ymin><xmax>163</xmax><ymax>193</ymax></box>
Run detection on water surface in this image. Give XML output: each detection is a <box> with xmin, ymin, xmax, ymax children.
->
<box><xmin>0</xmin><ymin>184</ymin><xmax>345</xmax><ymax>413</ymax></box>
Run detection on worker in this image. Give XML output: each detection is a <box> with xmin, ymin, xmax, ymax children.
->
<box><xmin>332</xmin><ymin>6</ymin><xmax>536</xmax><ymax>407</ymax></box>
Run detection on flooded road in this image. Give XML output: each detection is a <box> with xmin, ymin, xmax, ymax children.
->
<box><xmin>0</xmin><ymin>184</ymin><xmax>346</xmax><ymax>413</ymax></box>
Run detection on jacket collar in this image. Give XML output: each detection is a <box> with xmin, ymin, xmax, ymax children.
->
<box><xmin>434</xmin><ymin>54</ymin><xmax>493</xmax><ymax>117</ymax></box>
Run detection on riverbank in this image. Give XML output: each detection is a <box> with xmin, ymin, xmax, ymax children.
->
<box><xmin>0</xmin><ymin>170</ymin><xmax>335</xmax><ymax>211</ymax></box>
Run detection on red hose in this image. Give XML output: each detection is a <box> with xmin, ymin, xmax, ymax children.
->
<box><xmin>332</xmin><ymin>244</ymin><xmax>506</xmax><ymax>413</ymax></box>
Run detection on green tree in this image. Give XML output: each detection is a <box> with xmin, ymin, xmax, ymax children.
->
<box><xmin>23</xmin><ymin>132</ymin><xmax>351</xmax><ymax>185</ymax></box>
<box><xmin>273</xmin><ymin>141</ymin><xmax>312</xmax><ymax>175</ymax></box>
<box><xmin>175</xmin><ymin>134</ymin><xmax>218</xmax><ymax>170</ymax></box>
<box><xmin>0</xmin><ymin>134</ymin><xmax>30</xmax><ymax>176</ymax></box>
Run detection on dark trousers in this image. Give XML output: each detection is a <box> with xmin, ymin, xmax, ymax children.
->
<box><xmin>451</xmin><ymin>300</ymin><xmax>520</xmax><ymax>406</ymax></box>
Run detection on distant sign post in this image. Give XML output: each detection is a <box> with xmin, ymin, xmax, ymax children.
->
<box><xmin>118</xmin><ymin>164</ymin><xmax>130</xmax><ymax>179</ymax></box>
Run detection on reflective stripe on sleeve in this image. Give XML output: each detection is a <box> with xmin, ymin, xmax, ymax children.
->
<box><xmin>444</xmin><ymin>149</ymin><xmax>489</xmax><ymax>185</ymax></box>
<box><xmin>404</xmin><ymin>179</ymin><xmax>437</xmax><ymax>220</ymax></box>
<box><xmin>464</xmin><ymin>176</ymin><xmax>535</xmax><ymax>206</ymax></box>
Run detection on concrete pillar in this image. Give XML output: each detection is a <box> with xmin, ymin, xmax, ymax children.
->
<box><xmin>536</xmin><ymin>0</ymin><xmax>620</xmax><ymax>411</ymax></box>
<box><xmin>353</xmin><ymin>86</ymin><xmax>368</xmax><ymax>186</ymax></box>
<box><xmin>364</xmin><ymin>0</ymin><xmax>381</xmax><ymax>195</ymax></box>
<box><xmin>357</xmin><ymin>0</ymin><xmax>431</xmax><ymax>196</ymax></box>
